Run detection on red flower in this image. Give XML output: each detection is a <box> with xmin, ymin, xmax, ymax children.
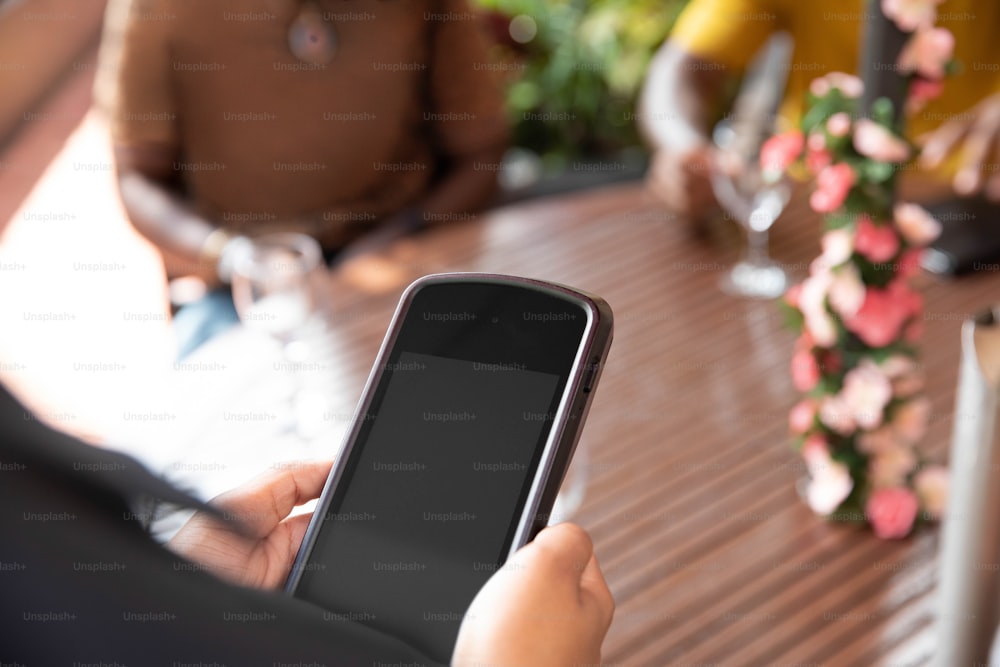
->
<box><xmin>806</xmin><ymin>147</ymin><xmax>833</xmax><ymax>174</ymax></box>
<box><xmin>785</xmin><ymin>283</ymin><xmax>803</xmax><ymax>309</ymax></box>
<box><xmin>810</xmin><ymin>163</ymin><xmax>856</xmax><ymax>213</ymax></box>
<box><xmin>854</xmin><ymin>215</ymin><xmax>900</xmax><ymax>263</ymax></box>
<box><xmin>761</xmin><ymin>130</ymin><xmax>804</xmax><ymax>178</ymax></box>
<box><xmin>865</xmin><ymin>487</ymin><xmax>919</xmax><ymax>539</ymax></box>
<box><xmin>897</xmin><ymin>249</ymin><xmax>924</xmax><ymax>279</ymax></box>
<box><xmin>907</xmin><ymin>77</ymin><xmax>945</xmax><ymax>112</ymax></box>
<box><xmin>789</xmin><ymin>399</ymin><xmax>817</xmax><ymax>434</ymax></box>
<box><xmin>845</xmin><ymin>281</ymin><xmax>917</xmax><ymax>348</ymax></box>
<box><xmin>791</xmin><ymin>348</ymin><xmax>821</xmax><ymax>391</ymax></box>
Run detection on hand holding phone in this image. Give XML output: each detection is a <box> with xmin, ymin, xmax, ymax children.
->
<box><xmin>452</xmin><ymin>523</ymin><xmax>614</xmax><ymax>667</ymax></box>
<box><xmin>286</xmin><ymin>273</ymin><xmax>613</xmax><ymax>663</ymax></box>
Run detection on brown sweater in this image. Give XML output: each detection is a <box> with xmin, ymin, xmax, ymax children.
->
<box><xmin>107</xmin><ymin>0</ymin><xmax>509</xmax><ymax>248</ymax></box>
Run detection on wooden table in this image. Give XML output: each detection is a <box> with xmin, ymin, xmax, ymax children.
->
<box><xmin>138</xmin><ymin>182</ymin><xmax>1000</xmax><ymax>665</ymax></box>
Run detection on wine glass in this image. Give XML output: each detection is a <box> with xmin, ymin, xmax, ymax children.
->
<box><xmin>231</xmin><ymin>233</ymin><xmax>324</xmax><ymax>432</ymax></box>
<box><xmin>711</xmin><ymin>119</ymin><xmax>791</xmax><ymax>299</ymax></box>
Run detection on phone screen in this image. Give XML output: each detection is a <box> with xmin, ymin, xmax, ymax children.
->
<box><xmin>293</xmin><ymin>281</ymin><xmax>590</xmax><ymax>663</ymax></box>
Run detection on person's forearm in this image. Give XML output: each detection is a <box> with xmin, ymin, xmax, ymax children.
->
<box><xmin>639</xmin><ymin>43</ymin><xmax>729</xmax><ymax>152</ymax></box>
<box><xmin>117</xmin><ymin>170</ymin><xmax>224</xmax><ymax>279</ymax></box>
<box><xmin>412</xmin><ymin>144</ymin><xmax>507</xmax><ymax>225</ymax></box>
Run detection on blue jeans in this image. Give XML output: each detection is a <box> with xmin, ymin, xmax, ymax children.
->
<box><xmin>173</xmin><ymin>288</ymin><xmax>240</xmax><ymax>360</ymax></box>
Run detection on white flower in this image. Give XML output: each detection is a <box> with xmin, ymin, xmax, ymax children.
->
<box><xmin>828</xmin><ymin>264</ymin><xmax>866</xmax><ymax>319</ymax></box>
<box><xmin>826</xmin><ymin>112</ymin><xmax>852</xmax><ymax>138</ymax></box>
<box><xmin>882</xmin><ymin>0</ymin><xmax>942</xmax><ymax>32</ymax></box>
<box><xmin>853</xmin><ymin>119</ymin><xmax>911</xmax><ymax>163</ymax></box>
<box><xmin>810</xmin><ymin>72</ymin><xmax>864</xmax><ymax>99</ymax></box>
<box><xmin>841</xmin><ymin>360</ymin><xmax>893</xmax><ymax>430</ymax></box>
<box><xmin>820</xmin><ymin>394</ymin><xmax>857</xmax><ymax>436</ymax></box>
<box><xmin>819</xmin><ymin>229</ymin><xmax>854</xmax><ymax>268</ymax></box>
<box><xmin>799</xmin><ymin>271</ymin><xmax>837</xmax><ymax>347</ymax></box>
<box><xmin>807</xmin><ymin>461</ymin><xmax>855</xmax><ymax>515</ymax></box>
<box><xmin>802</xmin><ymin>436</ymin><xmax>854</xmax><ymax>515</ymax></box>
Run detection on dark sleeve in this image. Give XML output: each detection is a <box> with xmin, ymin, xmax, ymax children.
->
<box><xmin>0</xmin><ymin>387</ymin><xmax>441</xmax><ymax>667</ymax></box>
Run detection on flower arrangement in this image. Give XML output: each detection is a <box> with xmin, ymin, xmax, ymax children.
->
<box><xmin>763</xmin><ymin>0</ymin><xmax>954</xmax><ymax>539</ymax></box>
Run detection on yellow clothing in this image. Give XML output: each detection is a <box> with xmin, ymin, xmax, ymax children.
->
<box><xmin>670</xmin><ymin>0</ymin><xmax>999</xmax><ymax>151</ymax></box>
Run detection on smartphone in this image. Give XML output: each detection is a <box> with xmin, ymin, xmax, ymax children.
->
<box><xmin>286</xmin><ymin>273</ymin><xmax>613</xmax><ymax>664</ymax></box>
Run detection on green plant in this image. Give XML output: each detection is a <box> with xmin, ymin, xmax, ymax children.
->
<box><xmin>474</xmin><ymin>0</ymin><xmax>690</xmax><ymax>167</ymax></box>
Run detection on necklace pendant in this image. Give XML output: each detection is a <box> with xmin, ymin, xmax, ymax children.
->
<box><xmin>288</xmin><ymin>3</ymin><xmax>337</xmax><ymax>65</ymax></box>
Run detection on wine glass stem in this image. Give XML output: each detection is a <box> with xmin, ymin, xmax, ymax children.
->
<box><xmin>745</xmin><ymin>228</ymin><xmax>770</xmax><ymax>267</ymax></box>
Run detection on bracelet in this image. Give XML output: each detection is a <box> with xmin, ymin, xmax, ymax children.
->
<box><xmin>199</xmin><ymin>227</ymin><xmax>233</xmax><ymax>266</ymax></box>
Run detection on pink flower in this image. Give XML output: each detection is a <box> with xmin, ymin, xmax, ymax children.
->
<box><xmin>841</xmin><ymin>359</ymin><xmax>893</xmax><ymax>430</ymax></box>
<box><xmin>792</xmin><ymin>348</ymin><xmax>821</xmax><ymax>391</ymax></box>
<box><xmin>845</xmin><ymin>283</ymin><xmax>914</xmax><ymax>348</ymax></box>
<box><xmin>802</xmin><ymin>436</ymin><xmax>854</xmax><ymax>515</ymax></box>
<box><xmin>881</xmin><ymin>0</ymin><xmax>942</xmax><ymax>32</ymax></box>
<box><xmin>826</xmin><ymin>112</ymin><xmax>852</xmax><ymax>138</ymax></box>
<box><xmin>854</xmin><ymin>215</ymin><xmax>900</xmax><ymax>263</ymax></box>
<box><xmin>894</xmin><ymin>202</ymin><xmax>941</xmax><ymax>246</ymax></box>
<box><xmin>819</xmin><ymin>394</ymin><xmax>856</xmax><ymax>436</ymax></box>
<box><xmin>806</xmin><ymin>149</ymin><xmax>833</xmax><ymax>175</ymax></box>
<box><xmin>882</xmin><ymin>355</ymin><xmax>925</xmax><ymax>397</ymax></box>
<box><xmin>761</xmin><ymin>130</ymin><xmax>804</xmax><ymax>179</ymax></box>
<box><xmin>897</xmin><ymin>248</ymin><xmax>924</xmax><ymax>279</ymax></box>
<box><xmin>810</xmin><ymin>163</ymin><xmax>856</xmax><ymax>213</ymax></box>
<box><xmin>810</xmin><ymin>72</ymin><xmax>864</xmax><ymax>99</ymax></box>
<box><xmin>817</xmin><ymin>228</ymin><xmax>854</xmax><ymax>269</ymax></box>
<box><xmin>853</xmin><ymin>119</ymin><xmax>911</xmax><ymax>163</ymax></box>
<box><xmin>798</xmin><ymin>271</ymin><xmax>838</xmax><ymax>347</ymax></box>
<box><xmin>865</xmin><ymin>487</ymin><xmax>919</xmax><ymax>539</ymax></box>
<box><xmin>891</xmin><ymin>278</ymin><xmax>923</xmax><ymax>318</ymax></box>
<box><xmin>906</xmin><ymin>77</ymin><xmax>945</xmax><ymax>113</ymax></box>
<box><xmin>784</xmin><ymin>283</ymin><xmax>803</xmax><ymax>309</ymax></box>
<box><xmin>914</xmin><ymin>465</ymin><xmax>948</xmax><ymax>519</ymax></box>
<box><xmin>828</xmin><ymin>264</ymin><xmax>866</xmax><ymax>319</ymax></box>
<box><xmin>789</xmin><ymin>399</ymin><xmax>817</xmax><ymax>434</ymax></box>
<box><xmin>807</xmin><ymin>132</ymin><xmax>826</xmax><ymax>152</ymax></box>
<box><xmin>898</xmin><ymin>26</ymin><xmax>955</xmax><ymax>80</ymax></box>
<box><xmin>802</xmin><ymin>434</ymin><xmax>830</xmax><ymax>471</ymax></box>
<box><xmin>891</xmin><ymin>396</ymin><xmax>931</xmax><ymax>444</ymax></box>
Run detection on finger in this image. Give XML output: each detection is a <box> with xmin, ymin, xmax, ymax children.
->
<box><xmin>919</xmin><ymin>118</ymin><xmax>968</xmax><ymax>169</ymax></box>
<box><xmin>212</xmin><ymin>460</ymin><xmax>333</xmax><ymax>538</ymax></box>
<box><xmin>580</xmin><ymin>554</ymin><xmax>615</xmax><ymax>631</ymax></box>
<box><xmin>986</xmin><ymin>172</ymin><xmax>1000</xmax><ymax>202</ymax></box>
<box><xmin>953</xmin><ymin>113</ymin><xmax>1000</xmax><ymax>195</ymax></box>
<box><xmin>282</xmin><ymin>511</ymin><xmax>317</xmax><ymax>559</ymax></box>
<box><xmin>525</xmin><ymin>523</ymin><xmax>594</xmax><ymax>580</ymax></box>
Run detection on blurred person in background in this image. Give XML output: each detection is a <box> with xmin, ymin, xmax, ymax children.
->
<box><xmin>640</xmin><ymin>0</ymin><xmax>1000</xmax><ymax>228</ymax></box>
<box><xmin>101</xmin><ymin>0</ymin><xmax>508</xmax><ymax>354</ymax></box>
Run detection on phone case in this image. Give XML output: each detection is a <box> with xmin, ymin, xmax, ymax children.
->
<box><xmin>285</xmin><ymin>273</ymin><xmax>614</xmax><ymax>593</ymax></box>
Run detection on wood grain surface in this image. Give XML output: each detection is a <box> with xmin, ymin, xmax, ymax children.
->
<box><xmin>322</xmin><ymin>182</ymin><xmax>1000</xmax><ymax>667</ymax></box>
